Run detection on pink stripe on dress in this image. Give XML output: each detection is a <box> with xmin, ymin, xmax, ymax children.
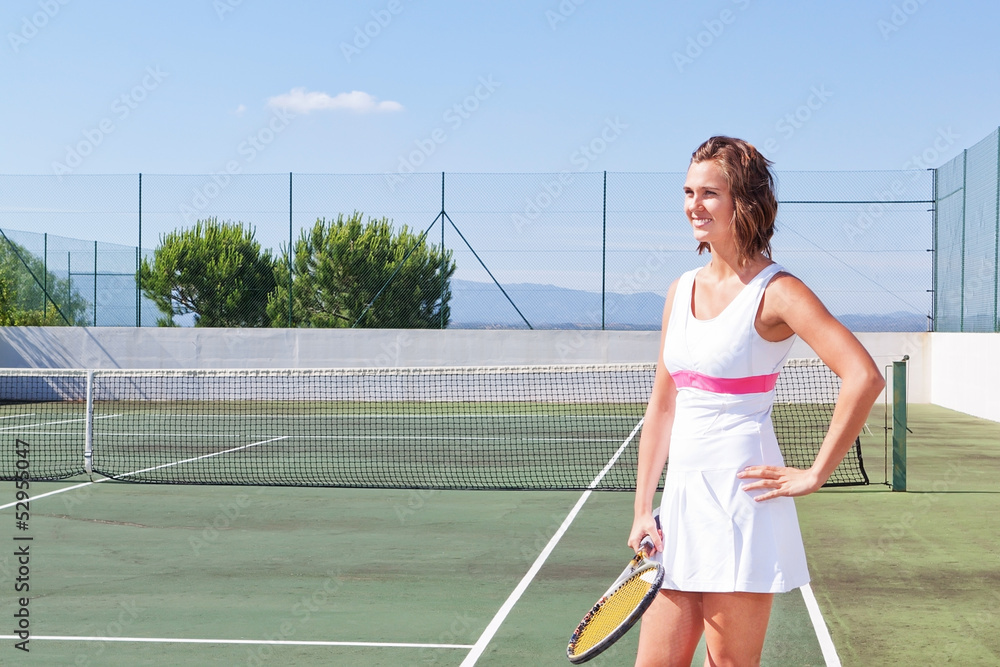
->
<box><xmin>670</xmin><ymin>369</ymin><xmax>779</xmax><ymax>394</ymax></box>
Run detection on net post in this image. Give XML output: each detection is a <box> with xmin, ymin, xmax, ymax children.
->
<box><xmin>84</xmin><ymin>370</ymin><xmax>94</xmax><ymax>478</ymax></box>
<box><xmin>891</xmin><ymin>358</ymin><xmax>908</xmax><ymax>491</ymax></box>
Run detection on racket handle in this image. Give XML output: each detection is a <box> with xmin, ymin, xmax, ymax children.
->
<box><xmin>636</xmin><ymin>536</ymin><xmax>656</xmax><ymax>559</ymax></box>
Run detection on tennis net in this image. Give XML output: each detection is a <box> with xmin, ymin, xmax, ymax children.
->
<box><xmin>0</xmin><ymin>360</ymin><xmax>867</xmax><ymax>489</ymax></box>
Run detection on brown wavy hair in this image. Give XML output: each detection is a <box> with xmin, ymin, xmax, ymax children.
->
<box><xmin>691</xmin><ymin>136</ymin><xmax>778</xmax><ymax>266</ymax></box>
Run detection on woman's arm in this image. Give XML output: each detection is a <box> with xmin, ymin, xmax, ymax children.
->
<box><xmin>628</xmin><ymin>280</ymin><xmax>679</xmax><ymax>553</ymax></box>
<box><xmin>738</xmin><ymin>273</ymin><xmax>886</xmax><ymax>500</ymax></box>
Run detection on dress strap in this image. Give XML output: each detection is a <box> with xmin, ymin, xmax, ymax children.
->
<box><xmin>748</xmin><ymin>263</ymin><xmax>785</xmax><ymax>310</ymax></box>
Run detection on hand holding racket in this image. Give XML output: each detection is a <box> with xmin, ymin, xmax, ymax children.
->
<box><xmin>566</xmin><ymin>520</ymin><xmax>665</xmax><ymax>663</ymax></box>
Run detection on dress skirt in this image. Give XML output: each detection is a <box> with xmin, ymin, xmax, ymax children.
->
<box><xmin>654</xmin><ymin>420</ymin><xmax>811</xmax><ymax>594</ymax></box>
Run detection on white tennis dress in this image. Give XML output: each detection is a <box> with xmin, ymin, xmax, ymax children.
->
<box><xmin>657</xmin><ymin>263</ymin><xmax>810</xmax><ymax>593</ymax></box>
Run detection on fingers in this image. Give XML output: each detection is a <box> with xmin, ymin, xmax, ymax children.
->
<box><xmin>634</xmin><ymin>534</ymin><xmax>662</xmax><ymax>556</ymax></box>
<box><xmin>739</xmin><ymin>466</ymin><xmax>793</xmax><ymax>502</ymax></box>
<box><xmin>628</xmin><ymin>518</ymin><xmax>663</xmax><ymax>554</ymax></box>
<box><xmin>647</xmin><ymin>529</ymin><xmax>664</xmax><ymax>554</ymax></box>
<box><xmin>628</xmin><ymin>529</ymin><xmax>659</xmax><ymax>553</ymax></box>
<box><xmin>739</xmin><ymin>466</ymin><xmax>821</xmax><ymax>500</ymax></box>
<box><xmin>737</xmin><ymin>465</ymin><xmax>782</xmax><ymax>480</ymax></box>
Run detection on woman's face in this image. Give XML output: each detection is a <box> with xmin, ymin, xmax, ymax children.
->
<box><xmin>683</xmin><ymin>159</ymin><xmax>735</xmax><ymax>245</ymax></box>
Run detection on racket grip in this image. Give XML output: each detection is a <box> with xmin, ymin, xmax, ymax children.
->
<box><xmin>638</xmin><ymin>511</ymin><xmax>660</xmax><ymax>556</ymax></box>
<box><xmin>636</xmin><ymin>536</ymin><xmax>656</xmax><ymax>558</ymax></box>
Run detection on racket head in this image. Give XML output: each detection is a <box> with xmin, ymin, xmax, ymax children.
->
<box><xmin>566</xmin><ymin>539</ymin><xmax>665</xmax><ymax>664</ymax></box>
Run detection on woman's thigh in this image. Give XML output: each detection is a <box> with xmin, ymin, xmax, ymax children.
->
<box><xmin>701</xmin><ymin>591</ymin><xmax>773</xmax><ymax>667</ymax></box>
<box><xmin>635</xmin><ymin>590</ymin><xmax>705</xmax><ymax>667</ymax></box>
<box><xmin>635</xmin><ymin>590</ymin><xmax>773</xmax><ymax>667</ymax></box>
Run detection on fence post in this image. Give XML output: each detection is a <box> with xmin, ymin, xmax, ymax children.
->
<box><xmin>43</xmin><ymin>233</ymin><xmax>47</xmax><ymax>316</ymax></box>
<box><xmin>960</xmin><ymin>150</ymin><xmax>967</xmax><ymax>331</ymax></box>
<box><xmin>288</xmin><ymin>172</ymin><xmax>293</xmax><ymax>328</ymax></box>
<box><xmin>930</xmin><ymin>168</ymin><xmax>937</xmax><ymax>332</ymax></box>
<box><xmin>137</xmin><ymin>172</ymin><xmax>142</xmax><ymax>327</ymax></box>
<box><xmin>602</xmin><ymin>171</ymin><xmax>607</xmax><ymax>330</ymax></box>
<box><xmin>67</xmin><ymin>251</ymin><xmax>71</xmax><ymax>322</ymax></box>
<box><xmin>441</xmin><ymin>172</ymin><xmax>446</xmax><ymax>330</ymax></box>
<box><xmin>994</xmin><ymin>129</ymin><xmax>1000</xmax><ymax>332</ymax></box>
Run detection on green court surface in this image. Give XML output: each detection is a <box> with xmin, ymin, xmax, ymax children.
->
<box><xmin>797</xmin><ymin>404</ymin><xmax>1000</xmax><ymax>666</ymax></box>
<box><xmin>1</xmin><ymin>403</ymin><xmax>997</xmax><ymax>665</ymax></box>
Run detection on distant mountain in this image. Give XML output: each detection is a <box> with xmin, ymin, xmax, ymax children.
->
<box><xmin>449</xmin><ymin>279</ymin><xmax>927</xmax><ymax>331</ymax></box>
<box><xmin>53</xmin><ymin>269</ymin><xmax>926</xmax><ymax>331</ymax></box>
<box><xmin>449</xmin><ymin>279</ymin><xmax>663</xmax><ymax>329</ymax></box>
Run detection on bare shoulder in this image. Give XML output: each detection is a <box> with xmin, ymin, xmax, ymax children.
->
<box><xmin>761</xmin><ymin>270</ymin><xmax>877</xmax><ymax>375</ymax></box>
<box><xmin>760</xmin><ymin>271</ymin><xmax>828</xmax><ymax>323</ymax></box>
<box><xmin>756</xmin><ymin>270</ymin><xmax>836</xmax><ymax>342</ymax></box>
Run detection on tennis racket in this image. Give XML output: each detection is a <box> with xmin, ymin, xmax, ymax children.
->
<box><xmin>566</xmin><ymin>522</ymin><xmax>664</xmax><ymax>663</ymax></box>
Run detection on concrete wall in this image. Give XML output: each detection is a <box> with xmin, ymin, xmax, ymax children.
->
<box><xmin>0</xmin><ymin>327</ymin><xmax>662</xmax><ymax>369</ymax></box>
<box><xmin>929</xmin><ymin>333</ymin><xmax>1000</xmax><ymax>422</ymax></box>
<box><xmin>0</xmin><ymin>327</ymin><xmax>933</xmax><ymax>406</ymax></box>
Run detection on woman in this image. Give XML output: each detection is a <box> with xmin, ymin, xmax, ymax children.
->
<box><xmin>629</xmin><ymin>136</ymin><xmax>884</xmax><ymax>666</ymax></box>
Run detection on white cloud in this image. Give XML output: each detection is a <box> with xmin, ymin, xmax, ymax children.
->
<box><xmin>234</xmin><ymin>104</ymin><xmax>246</xmax><ymax>116</ymax></box>
<box><xmin>266</xmin><ymin>88</ymin><xmax>403</xmax><ymax>114</ymax></box>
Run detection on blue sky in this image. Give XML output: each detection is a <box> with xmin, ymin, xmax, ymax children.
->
<box><xmin>0</xmin><ymin>0</ymin><xmax>995</xmax><ymax>321</ymax></box>
<box><xmin>2</xmin><ymin>0</ymin><xmax>998</xmax><ymax>177</ymax></box>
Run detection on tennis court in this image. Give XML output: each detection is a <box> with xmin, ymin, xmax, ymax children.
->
<box><xmin>0</xmin><ymin>481</ymin><xmax>842</xmax><ymax>666</ymax></box>
<box><xmin>1</xmin><ymin>371</ymin><xmax>998</xmax><ymax>665</ymax></box>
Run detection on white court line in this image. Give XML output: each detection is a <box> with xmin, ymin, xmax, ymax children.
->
<box><xmin>102</xmin><ymin>414</ymin><xmax>637</xmax><ymax>420</ymax></box>
<box><xmin>800</xmin><ymin>583</ymin><xmax>842</xmax><ymax>667</ymax></box>
<box><xmin>72</xmin><ymin>433</ymin><xmax>259</xmax><ymax>438</ymax></box>
<box><xmin>459</xmin><ymin>418</ymin><xmax>646</xmax><ymax>667</ymax></box>
<box><xmin>0</xmin><ymin>635</ymin><xmax>472</xmax><ymax>649</ymax></box>
<box><xmin>0</xmin><ymin>436</ymin><xmax>288</xmax><ymax>511</ymax></box>
<box><xmin>0</xmin><ymin>479</ymin><xmax>96</xmax><ymax>509</ymax></box>
<box><xmin>0</xmin><ymin>414</ymin><xmax>120</xmax><ymax>431</ymax></box>
<box><xmin>0</xmin><ymin>417</ymin><xmax>85</xmax><ymax>431</ymax></box>
<box><xmin>0</xmin><ymin>413</ymin><xmax>35</xmax><ymax>420</ymax></box>
<box><xmin>66</xmin><ymin>433</ymin><xmax>627</xmax><ymax>443</ymax></box>
<box><xmin>109</xmin><ymin>436</ymin><xmax>289</xmax><ymax>479</ymax></box>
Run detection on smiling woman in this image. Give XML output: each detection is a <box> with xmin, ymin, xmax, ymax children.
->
<box><xmin>685</xmin><ymin>137</ymin><xmax>778</xmax><ymax>268</ymax></box>
<box><xmin>629</xmin><ymin>136</ymin><xmax>885</xmax><ymax>666</ymax></box>
<box><xmin>684</xmin><ymin>161</ymin><xmax>735</xmax><ymax>250</ymax></box>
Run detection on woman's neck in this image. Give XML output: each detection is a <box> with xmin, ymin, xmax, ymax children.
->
<box><xmin>703</xmin><ymin>244</ymin><xmax>771</xmax><ymax>282</ymax></box>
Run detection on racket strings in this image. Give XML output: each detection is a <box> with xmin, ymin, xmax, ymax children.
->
<box><xmin>568</xmin><ymin>568</ymin><xmax>658</xmax><ymax>655</ymax></box>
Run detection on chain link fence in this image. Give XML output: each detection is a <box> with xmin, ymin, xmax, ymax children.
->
<box><xmin>933</xmin><ymin>128</ymin><xmax>1000</xmax><ymax>332</ymax></box>
<box><xmin>0</xmin><ymin>170</ymin><xmax>934</xmax><ymax>330</ymax></box>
